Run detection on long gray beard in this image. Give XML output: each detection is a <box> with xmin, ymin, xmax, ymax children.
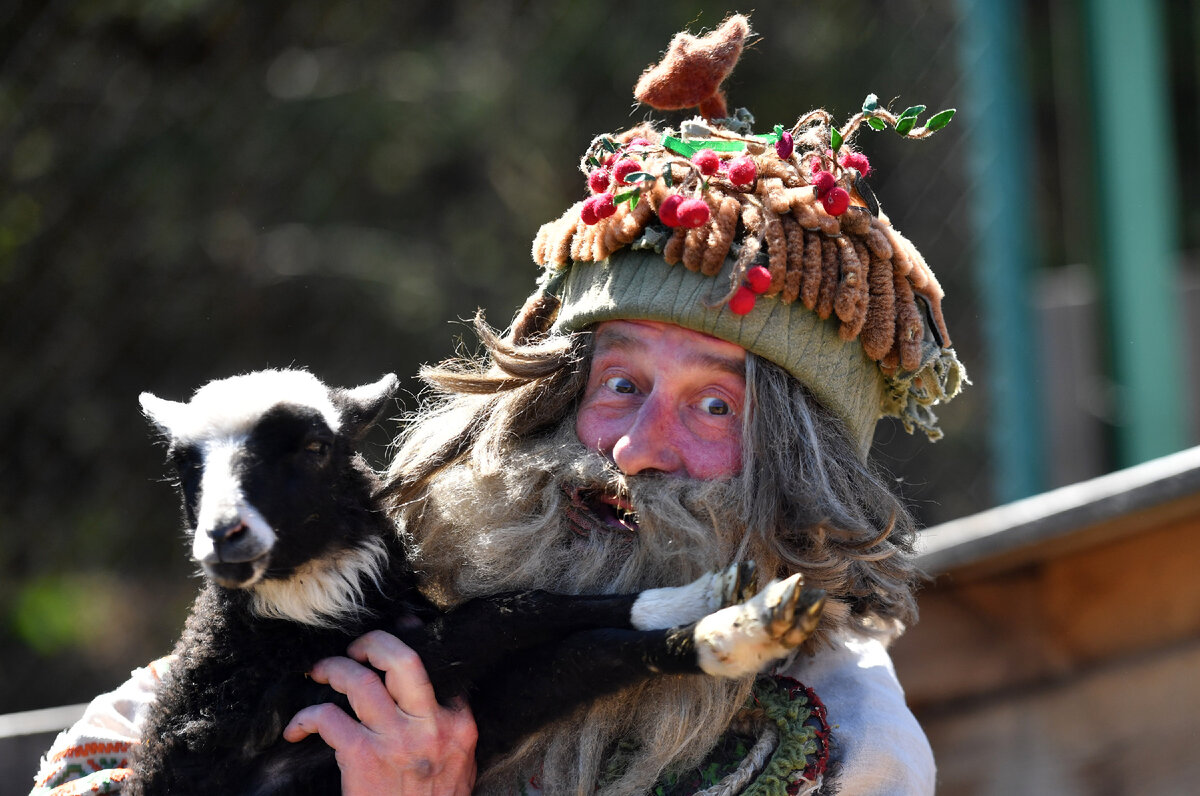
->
<box><xmin>404</xmin><ymin>420</ymin><xmax>762</xmax><ymax>796</ymax></box>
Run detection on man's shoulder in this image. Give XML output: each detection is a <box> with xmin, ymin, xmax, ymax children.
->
<box><xmin>779</xmin><ymin>633</ymin><xmax>936</xmax><ymax>796</ymax></box>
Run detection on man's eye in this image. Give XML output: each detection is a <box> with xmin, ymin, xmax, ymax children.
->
<box><xmin>605</xmin><ymin>376</ymin><xmax>636</xmax><ymax>394</ymax></box>
<box><xmin>699</xmin><ymin>396</ymin><xmax>731</xmax><ymax>416</ymax></box>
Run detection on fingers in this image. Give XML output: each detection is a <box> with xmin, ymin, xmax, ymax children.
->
<box><xmin>283</xmin><ymin>701</ymin><xmax>361</xmax><ymax>745</ymax></box>
<box><xmin>303</xmin><ymin>631</ymin><xmax>440</xmax><ymax>733</ymax></box>
<box><xmin>348</xmin><ymin>630</ymin><xmax>440</xmax><ymax>720</ymax></box>
<box><xmin>308</xmin><ymin>655</ymin><xmax>402</xmax><ymax>731</ymax></box>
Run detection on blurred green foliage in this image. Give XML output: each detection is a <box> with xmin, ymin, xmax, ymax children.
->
<box><xmin>1</xmin><ymin>0</ymin><xmax>987</xmax><ymax>714</ymax></box>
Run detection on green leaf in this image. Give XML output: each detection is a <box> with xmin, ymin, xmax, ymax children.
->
<box><xmin>614</xmin><ymin>189</ymin><xmax>640</xmax><ymax>207</ymax></box>
<box><xmin>867</xmin><ymin>116</ymin><xmax>888</xmax><ymax>131</ymax></box>
<box><xmin>862</xmin><ymin>93</ymin><xmax>879</xmax><ymax>113</ymax></box>
<box><xmin>621</xmin><ymin>171</ymin><xmax>656</xmax><ymax>184</ymax></box>
<box><xmin>830</xmin><ymin>127</ymin><xmax>843</xmax><ymax>152</ymax></box>
<box><xmin>587</xmin><ymin>155</ymin><xmax>601</xmax><ymax>168</ymax></box>
<box><xmin>702</xmin><ymin>140</ymin><xmax>747</xmax><ymax>152</ymax></box>
<box><xmin>599</xmin><ymin>137</ymin><xmax>619</xmax><ymax>153</ymax></box>
<box><xmin>662</xmin><ymin>166</ymin><xmax>673</xmax><ymax>188</ymax></box>
<box><xmin>662</xmin><ymin>135</ymin><xmax>698</xmax><ymax>158</ymax></box>
<box><xmin>895</xmin><ymin>116</ymin><xmax>916</xmax><ymax>136</ymax></box>
<box><xmin>925</xmin><ymin>108</ymin><xmax>956</xmax><ymax>131</ymax></box>
<box><xmin>899</xmin><ymin>104</ymin><xmax>926</xmax><ymax>119</ymax></box>
<box><xmin>756</xmin><ymin>123</ymin><xmax>784</xmax><ymax>145</ymax></box>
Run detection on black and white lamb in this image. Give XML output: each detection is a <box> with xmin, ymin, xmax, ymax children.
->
<box><xmin>129</xmin><ymin>368</ymin><xmax>824</xmax><ymax>796</ymax></box>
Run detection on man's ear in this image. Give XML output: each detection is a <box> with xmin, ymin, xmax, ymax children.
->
<box><xmin>334</xmin><ymin>373</ymin><xmax>400</xmax><ymax>440</ymax></box>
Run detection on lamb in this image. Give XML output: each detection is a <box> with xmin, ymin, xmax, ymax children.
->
<box><xmin>129</xmin><ymin>368</ymin><xmax>825</xmax><ymax>796</ymax></box>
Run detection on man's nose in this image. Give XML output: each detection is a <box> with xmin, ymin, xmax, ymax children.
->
<box><xmin>611</xmin><ymin>395</ymin><xmax>684</xmax><ymax>476</ymax></box>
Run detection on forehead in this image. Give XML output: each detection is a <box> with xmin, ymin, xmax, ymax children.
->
<box><xmin>591</xmin><ymin>320</ymin><xmax>746</xmax><ymax>377</ymax></box>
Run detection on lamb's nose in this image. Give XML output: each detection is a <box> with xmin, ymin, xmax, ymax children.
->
<box><xmin>209</xmin><ymin>519</ymin><xmax>247</xmax><ymax>543</ymax></box>
<box><xmin>211</xmin><ymin>520</ymin><xmax>256</xmax><ymax>563</ymax></box>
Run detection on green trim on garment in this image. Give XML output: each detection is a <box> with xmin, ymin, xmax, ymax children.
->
<box><xmin>599</xmin><ymin>676</ymin><xmax>828</xmax><ymax>796</ymax></box>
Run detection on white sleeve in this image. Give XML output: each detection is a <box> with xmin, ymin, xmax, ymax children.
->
<box><xmin>29</xmin><ymin>657</ymin><xmax>169</xmax><ymax>796</ymax></box>
<box><xmin>777</xmin><ymin>633</ymin><xmax>935</xmax><ymax>795</ymax></box>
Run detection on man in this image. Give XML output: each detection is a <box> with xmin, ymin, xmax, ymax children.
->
<box><xmin>33</xmin><ymin>15</ymin><xmax>963</xmax><ymax>796</ymax></box>
<box><xmin>279</xmin><ymin>17</ymin><xmax>962</xmax><ymax>795</ymax></box>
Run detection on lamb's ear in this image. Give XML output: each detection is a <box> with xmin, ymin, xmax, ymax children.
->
<box><xmin>335</xmin><ymin>373</ymin><xmax>399</xmax><ymax>440</ymax></box>
<box><xmin>139</xmin><ymin>392</ymin><xmax>187</xmax><ymax>438</ymax></box>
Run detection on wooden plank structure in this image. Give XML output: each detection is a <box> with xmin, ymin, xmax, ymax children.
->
<box><xmin>892</xmin><ymin>445</ymin><xmax>1200</xmax><ymax>795</ymax></box>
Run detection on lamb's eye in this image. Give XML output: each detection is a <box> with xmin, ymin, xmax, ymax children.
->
<box><xmin>305</xmin><ymin>440</ymin><xmax>330</xmax><ymax>456</ymax></box>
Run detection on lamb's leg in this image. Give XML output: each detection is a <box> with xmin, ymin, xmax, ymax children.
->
<box><xmin>471</xmin><ymin>573</ymin><xmax>824</xmax><ymax>763</ymax></box>
<box><xmin>629</xmin><ymin>560</ymin><xmax>757</xmax><ymax>629</ymax></box>
<box><xmin>406</xmin><ymin>562</ymin><xmax>755</xmax><ymax>693</ymax></box>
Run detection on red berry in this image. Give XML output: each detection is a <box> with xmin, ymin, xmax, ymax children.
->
<box><xmin>580</xmin><ymin>197</ymin><xmax>599</xmax><ymax>225</ymax></box>
<box><xmin>603</xmin><ymin>153</ymin><xmax>618</xmax><ymax>168</ymax></box>
<box><xmin>840</xmin><ymin>152</ymin><xmax>871</xmax><ymax>176</ymax></box>
<box><xmin>746</xmin><ymin>265</ymin><xmax>772</xmax><ymax>294</ymax></box>
<box><xmin>692</xmin><ymin>148</ymin><xmax>720</xmax><ymax>176</ymax></box>
<box><xmin>821</xmin><ymin>186</ymin><xmax>851</xmax><ymax>216</ymax></box>
<box><xmin>592</xmin><ymin>192</ymin><xmax>617</xmax><ymax>219</ymax></box>
<box><xmin>626</xmin><ymin>137</ymin><xmax>652</xmax><ymax>149</ymax></box>
<box><xmin>658</xmin><ymin>193</ymin><xmax>684</xmax><ymax>227</ymax></box>
<box><xmin>775</xmin><ymin>131</ymin><xmax>794</xmax><ymax>160</ymax></box>
<box><xmin>676</xmin><ymin>198</ymin><xmax>711</xmax><ymax>228</ymax></box>
<box><xmin>588</xmin><ymin>168</ymin><xmax>611</xmax><ymax>193</ymax></box>
<box><xmin>729</xmin><ymin>286</ymin><xmax>757</xmax><ymax>315</ymax></box>
<box><xmin>727</xmin><ymin>156</ymin><xmax>757</xmax><ymax>186</ymax></box>
<box><xmin>613</xmin><ymin>158</ymin><xmax>641</xmax><ymax>184</ymax></box>
<box><xmin>812</xmin><ymin>170</ymin><xmax>836</xmax><ymax>196</ymax></box>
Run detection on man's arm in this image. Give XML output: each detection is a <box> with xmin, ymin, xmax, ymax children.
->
<box><xmin>783</xmin><ymin>632</ymin><xmax>936</xmax><ymax>796</ymax></box>
<box><xmin>30</xmin><ymin>657</ymin><xmax>171</xmax><ymax>796</ymax></box>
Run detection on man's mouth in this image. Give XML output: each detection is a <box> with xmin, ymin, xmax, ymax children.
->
<box><xmin>564</xmin><ymin>487</ymin><xmax>639</xmax><ymax>537</ymax></box>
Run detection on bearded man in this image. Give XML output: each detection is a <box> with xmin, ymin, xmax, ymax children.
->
<box><xmin>279</xmin><ymin>17</ymin><xmax>965</xmax><ymax>793</ymax></box>
<box><xmin>32</xmin><ymin>15</ymin><xmax>963</xmax><ymax>796</ymax></box>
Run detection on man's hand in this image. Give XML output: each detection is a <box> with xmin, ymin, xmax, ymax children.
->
<box><xmin>283</xmin><ymin>630</ymin><xmax>478</xmax><ymax>796</ymax></box>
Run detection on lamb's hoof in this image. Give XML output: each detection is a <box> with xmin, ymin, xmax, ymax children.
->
<box><xmin>713</xmin><ymin>561</ymin><xmax>758</xmax><ymax>607</ymax></box>
<box><xmin>761</xmin><ymin>574</ymin><xmax>825</xmax><ymax>648</ymax></box>
<box><xmin>693</xmin><ymin>573</ymin><xmax>826</xmax><ymax>678</ymax></box>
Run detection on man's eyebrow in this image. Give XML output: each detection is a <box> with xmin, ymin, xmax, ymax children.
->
<box><xmin>593</xmin><ymin>327</ymin><xmax>746</xmax><ymax>379</ymax></box>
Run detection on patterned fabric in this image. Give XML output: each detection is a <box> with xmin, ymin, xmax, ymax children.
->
<box><xmin>29</xmin><ymin>658</ymin><xmax>171</xmax><ymax>796</ymax></box>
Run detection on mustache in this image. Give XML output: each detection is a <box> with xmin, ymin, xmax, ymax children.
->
<box><xmin>411</xmin><ymin>421</ymin><xmax>747</xmax><ymax>603</ymax></box>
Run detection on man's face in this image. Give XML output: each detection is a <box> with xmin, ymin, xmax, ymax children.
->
<box><xmin>575</xmin><ymin>320</ymin><xmax>746</xmax><ymax>484</ymax></box>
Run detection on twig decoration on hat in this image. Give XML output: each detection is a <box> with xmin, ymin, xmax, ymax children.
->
<box><xmin>524</xmin><ymin>14</ymin><xmax>966</xmax><ymax>448</ymax></box>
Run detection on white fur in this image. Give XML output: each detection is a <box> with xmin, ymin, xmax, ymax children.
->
<box><xmin>191</xmin><ymin>439</ymin><xmax>276</xmax><ymax>577</ymax></box>
<box><xmin>140</xmin><ymin>369</ymin><xmax>342</xmax><ymax>444</ymax></box>
<box><xmin>630</xmin><ymin>564</ymin><xmax>745</xmax><ymax>630</ymax></box>
<box><xmin>250</xmin><ymin>537</ymin><xmax>390</xmax><ymax>628</ymax></box>
<box><xmin>693</xmin><ymin>574</ymin><xmax>805</xmax><ymax>678</ymax></box>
